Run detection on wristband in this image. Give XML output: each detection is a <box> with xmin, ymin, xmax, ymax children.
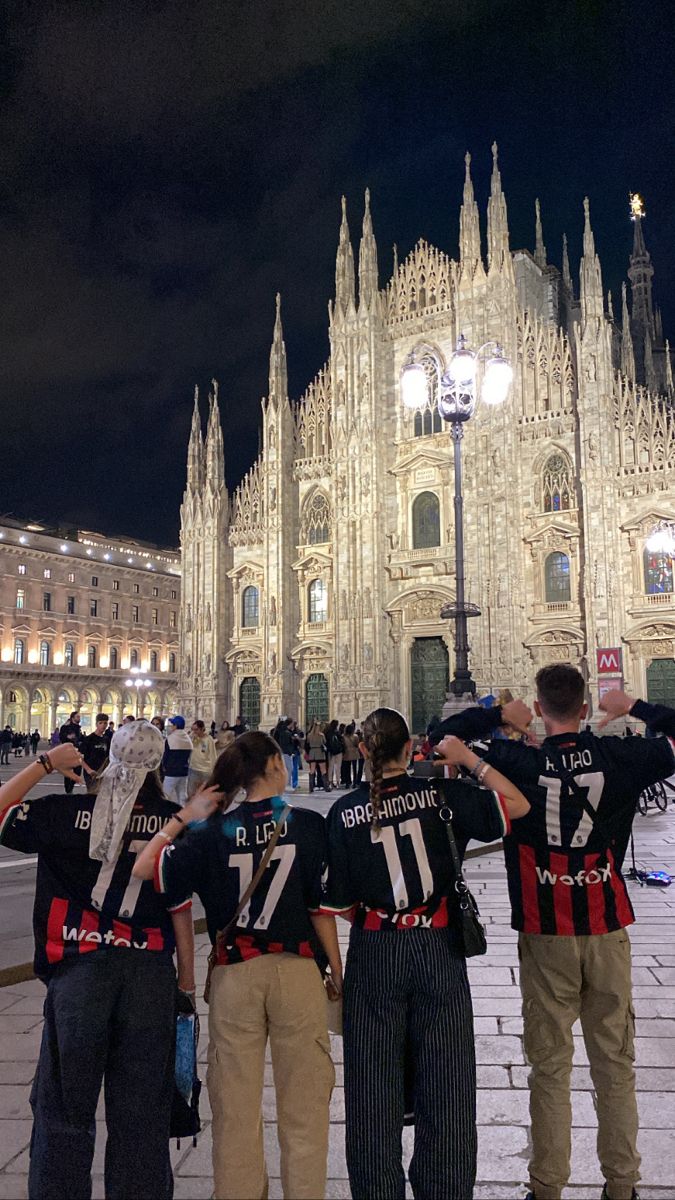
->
<box><xmin>172</xmin><ymin>812</ymin><xmax>186</xmax><ymax>826</ymax></box>
<box><xmin>470</xmin><ymin>758</ymin><xmax>490</xmax><ymax>785</ymax></box>
<box><xmin>38</xmin><ymin>753</ymin><xmax>54</xmax><ymax>775</ymax></box>
<box><xmin>158</xmin><ymin>830</ymin><xmax>174</xmax><ymax>842</ymax></box>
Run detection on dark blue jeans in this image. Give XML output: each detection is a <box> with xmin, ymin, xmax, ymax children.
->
<box><xmin>29</xmin><ymin>950</ymin><xmax>176</xmax><ymax>1200</ymax></box>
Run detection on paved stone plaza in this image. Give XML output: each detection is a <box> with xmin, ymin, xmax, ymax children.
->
<box><xmin>1</xmin><ymin>800</ymin><xmax>674</xmax><ymax>1198</ymax></box>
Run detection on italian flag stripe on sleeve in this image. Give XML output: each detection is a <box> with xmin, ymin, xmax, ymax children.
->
<box><xmin>494</xmin><ymin>792</ymin><xmax>511</xmax><ymax>836</ymax></box>
<box><xmin>0</xmin><ymin>801</ymin><xmax>24</xmax><ymax>843</ymax></box>
<box><xmin>154</xmin><ymin>843</ymin><xmax>170</xmax><ymax>894</ymax></box>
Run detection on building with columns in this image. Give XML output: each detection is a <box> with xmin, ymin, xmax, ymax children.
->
<box><xmin>0</xmin><ymin>517</ymin><xmax>181</xmax><ymax>733</ymax></box>
<box><xmin>179</xmin><ymin>148</ymin><xmax>675</xmax><ymax>732</ymax></box>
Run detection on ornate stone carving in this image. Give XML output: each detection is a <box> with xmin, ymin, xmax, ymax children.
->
<box><xmin>404</xmin><ymin>593</ymin><xmax>445</xmax><ymax>623</ymax></box>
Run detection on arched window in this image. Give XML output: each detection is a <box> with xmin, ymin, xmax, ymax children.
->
<box><xmin>150</xmin><ymin>650</ymin><xmax>158</xmax><ymax>672</ymax></box>
<box><xmin>88</xmin><ymin>645</ymin><xmax>97</xmax><ymax>668</ymax></box>
<box><xmin>644</xmin><ymin>547</ymin><xmax>674</xmax><ymax>595</ymax></box>
<box><xmin>308</xmin><ymin>578</ymin><xmax>328</xmax><ymax>623</ymax></box>
<box><xmin>39</xmin><ymin>641</ymin><xmax>50</xmax><ymax>666</ymax></box>
<box><xmin>14</xmin><ymin>639</ymin><xmax>24</xmax><ymax>665</ymax></box>
<box><xmin>239</xmin><ymin>677</ymin><xmax>261</xmax><ymax>729</ymax></box>
<box><xmin>109</xmin><ymin>646</ymin><xmax>118</xmax><ymax>669</ymax></box>
<box><xmin>412</xmin><ymin>356</ymin><xmax>443</xmax><ymax>437</ymax></box>
<box><xmin>242</xmin><ymin>585</ymin><xmax>259</xmax><ymax>628</ymax></box>
<box><xmin>542</xmin><ymin>453</ymin><xmax>572</xmax><ymax>512</ymax></box>
<box><xmin>64</xmin><ymin>642</ymin><xmax>75</xmax><ymax>667</ymax></box>
<box><xmin>302</xmin><ymin>492</ymin><xmax>331</xmax><ymax>545</ymax></box>
<box><xmin>169</xmin><ymin>652</ymin><xmax>176</xmax><ymax>673</ymax></box>
<box><xmin>412</xmin><ymin>491</ymin><xmax>441</xmax><ymax>549</ymax></box>
<box><xmin>130</xmin><ymin>648</ymin><xmax>139</xmax><ymax>668</ymax></box>
<box><xmin>545</xmin><ymin>552</ymin><xmax>571</xmax><ymax>603</ymax></box>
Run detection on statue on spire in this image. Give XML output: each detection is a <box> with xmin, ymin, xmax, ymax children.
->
<box><xmin>335</xmin><ymin>195</ymin><xmax>355</xmax><ymax>313</ymax></box>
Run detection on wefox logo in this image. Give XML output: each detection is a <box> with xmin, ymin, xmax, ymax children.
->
<box><xmin>536</xmin><ymin>863</ymin><xmax>611</xmax><ymax>887</ymax></box>
<box><xmin>62</xmin><ymin>925</ymin><xmax>148</xmax><ymax>949</ymax></box>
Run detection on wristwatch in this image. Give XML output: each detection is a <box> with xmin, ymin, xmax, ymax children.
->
<box><xmin>38</xmin><ymin>753</ymin><xmax>54</xmax><ymax>774</ymax></box>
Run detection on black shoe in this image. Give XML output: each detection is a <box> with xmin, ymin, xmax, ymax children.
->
<box><xmin>600</xmin><ymin>1188</ymin><xmax>640</xmax><ymax>1200</ymax></box>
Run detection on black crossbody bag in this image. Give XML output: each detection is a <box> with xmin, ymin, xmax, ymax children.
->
<box><xmin>436</xmin><ymin>792</ymin><xmax>488</xmax><ymax>957</ymax></box>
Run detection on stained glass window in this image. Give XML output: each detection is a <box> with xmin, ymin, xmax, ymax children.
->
<box><xmin>644</xmin><ymin>549</ymin><xmax>674</xmax><ymax>594</ymax></box>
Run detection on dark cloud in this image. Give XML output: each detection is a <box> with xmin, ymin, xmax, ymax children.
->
<box><xmin>1</xmin><ymin>0</ymin><xmax>673</xmax><ymax>544</ymax></box>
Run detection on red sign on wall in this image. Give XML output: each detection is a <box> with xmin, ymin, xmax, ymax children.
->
<box><xmin>596</xmin><ymin>647</ymin><xmax>623</xmax><ymax>675</ymax></box>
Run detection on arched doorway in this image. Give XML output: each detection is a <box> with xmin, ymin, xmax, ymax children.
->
<box><xmin>5</xmin><ymin>686</ymin><xmax>29</xmax><ymax>731</ymax></box>
<box><xmin>30</xmin><ymin>688</ymin><xmax>52</xmax><ymax>737</ymax></box>
<box><xmin>78</xmin><ymin>688</ymin><xmax>100</xmax><ymax>732</ymax></box>
<box><xmin>647</xmin><ymin>658</ymin><xmax>675</xmax><ymax>706</ymax></box>
<box><xmin>410</xmin><ymin>638</ymin><xmax>449</xmax><ymax>735</ymax></box>
<box><xmin>56</xmin><ymin>689</ymin><xmax>77</xmax><ymax>729</ymax></box>
<box><xmin>239</xmin><ymin>677</ymin><xmax>261</xmax><ymax>730</ymax></box>
<box><xmin>306</xmin><ymin>673</ymin><xmax>329</xmax><ymax>725</ymax></box>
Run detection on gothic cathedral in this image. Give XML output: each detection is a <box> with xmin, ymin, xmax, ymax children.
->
<box><xmin>179</xmin><ymin>146</ymin><xmax>675</xmax><ymax>732</ymax></box>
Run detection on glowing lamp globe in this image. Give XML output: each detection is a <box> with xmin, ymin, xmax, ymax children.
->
<box><xmin>446</xmin><ymin>347</ymin><xmax>477</xmax><ymax>390</ymax></box>
<box><xmin>401</xmin><ymin>362</ymin><xmax>429</xmax><ymax>409</ymax></box>
<box><xmin>646</xmin><ymin>526</ymin><xmax>675</xmax><ymax>556</ymax></box>
<box><xmin>482</xmin><ymin>356</ymin><xmax>513</xmax><ymax>406</ymax></box>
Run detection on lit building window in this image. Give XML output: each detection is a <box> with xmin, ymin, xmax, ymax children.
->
<box><xmin>109</xmin><ymin>646</ymin><xmax>119</xmax><ymax>669</ymax></box>
<box><xmin>169</xmin><ymin>652</ymin><xmax>176</xmax><ymax>673</ymax></box>
<box><xmin>132</xmin><ymin>605</ymin><xmax>139</xmax><ymax>623</ymax></box>
<box><xmin>64</xmin><ymin>643</ymin><xmax>75</xmax><ymax>667</ymax></box>
<box><xmin>412</xmin><ymin>492</ymin><xmax>441</xmax><ymax>549</ymax></box>
<box><xmin>43</xmin><ymin>568</ymin><xmax>51</xmax><ymax>579</ymax></box>
<box><xmin>412</xmin><ymin>356</ymin><xmax>443</xmax><ymax>437</ymax></box>
<box><xmin>308</xmin><ymin>578</ymin><xmax>328</xmax><ymax>623</ymax></box>
<box><xmin>644</xmin><ymin>547</ymin><xmax>674</xmax><ymax>595</ymax></box>
<box><xmin>130</xmin><ymin>649</ymin><xmax>139</xmax><ymax>668</ymax></box>
<box><xmin>90</xmin><ymin>599</ymin><xmax>98</xmax><ymax>617</ymax></box>
<box><xmin>18</xmin><ymin>564</ymin><xmax>26</xmax><ymax>575</ymax></box>
<box><xmin>16</xmin><ymin>588</ymin><xmax>25</xmax><ymax>609</ymax></box>
<box><xmin>545</xmin><ymin>552</ymin><xmax>571</xmax><ymax>603</ymax></box>
<box><xmin>242</xmin><ymin>587</ymin><xmax>259</xmax><ymax>627</ymax></box>
<box><xmin>88</xmin><ymin>645</ymin><xmax>97</xmax><ymax>668</ymax></box>
<box><xmin>67</xmin><ymin>596</ymin><xmax>76</xmax><ymax>614</ymax></box>
<box><xmin>542</xmin><ymin>453</ymin><xmax>572</xmax><ymax>513</ymax></box>
<box><xmin>40</xmin><ymin>641</ymin><xmax>50</xmax><ymax>666</ymax></box>
<box><xmin>150</xmin><ymin>650</ymin><xmax>158</xmax><ymax>671</ymax></box>
<box><xmin>14</xmin><ymin>639</ymin><xmax>25</xmax><ymax>664</ymax></box>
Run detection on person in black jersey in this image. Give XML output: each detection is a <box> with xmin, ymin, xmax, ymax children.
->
<box><xmin>134</xmin><ymin>731</ymin><xmax>340</xmax><ymax>1200</ymax></box>
<box><xmin>319</xmin><ymin>707</ymin><xmax>530</xmax><ymax>1200</ymax></box>
<box><xmin>430</xmin><ymin>668</ymin><xmax>675</xmax><ymax>1200</ymax></box>
<box><xmin>0</xmin><ymin>721</ymin><xmax>195</xmax><ymax>1200</ymax></box>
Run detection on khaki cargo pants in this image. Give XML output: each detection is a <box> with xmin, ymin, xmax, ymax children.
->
<box><xmin>519</xmin><ymin>929</ymin><xmax>639</xmax><ymax>1200</ymax></box>
<box><xmin>207</xmin><ymin>953</ymin><xmax>335</xmax><ymax>1200</ymax></box>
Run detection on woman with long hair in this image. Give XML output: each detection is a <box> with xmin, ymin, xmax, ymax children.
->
<box><xmin>319</xmin><ymin>706</ymin><xmax>530</xmax><ymax>1200</ymax></box>
<box><xmin>304</xmin><ymin>718</ymin><xmax>329</xmax><ymax>792</ymax></box>
<box><xmin>133</xmin><ymin>731</ymin><xmax>340</xmax><ymax>1200</ymax></box>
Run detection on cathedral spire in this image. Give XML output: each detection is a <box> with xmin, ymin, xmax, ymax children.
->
<box><xmin>459</xmin><ymin>152</ymin><xmax>481</xmax><ymax>267</ymax></box>
<box><xmin>643</xmin><ymin>329</ymin><xmax>656</xmax><ymax>392</ymax></box>
<box><xmin>561</xmin><ymin>233</ymin><xmax>572</xmax><ymax>293</ymax></box>
<box><xmin>205</xmin><ymin>379</ymin><xmax>225</xmax><ymax>488</ymax></box>
<box><xmin>628</xmin><ymin>197</ymin><xmax>655</xmax><ymax>341</ymax></box>
<box><xmin>486</xmin><ymin>142</ymin><xmax>511</xmax><ymax>271</ymax></box>
<box><xmin>666</xmin><ymin>339</ymin><xmax>673</xmax><ymax>393</ymax></box>
<box><xmin>268</xmin><ymin>292</ymin><xmax>288</xmax><ymax>403</ymax></box>
<box><xmin>534</xmin><ymin>197</ymin><xmax>547</xmax><ymax>268</ymax></box>
<box><xmin>607</xmin><ymin>290</ymin><xmax>614</xmax><ymax>321</ymax></box>
<box><xmin>186</xmin><ymin>385</ymin><xmax>204</xmax><ymax>490</ymax></box>
<box><xmin>358</xmin><ymin>187</ymin><xmax>379</xmax><ymax>312</ymax></box>
<box><xmin>579</xmin><ymin>197</ymin><xmax>604</xmax><ymax>324</ymax></box>
<box><xmin>335</xmin><ymin>195</ymin><xmax>355</xmax><ymax>313</ymax></box>
<box><xmin>621</xmin><ymin>281</ymin><xmax>635</xmax><ymax>380</ymax></box>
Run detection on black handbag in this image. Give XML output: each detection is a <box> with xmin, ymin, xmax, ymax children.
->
<box><xmin>439</xmin><ymin>801</ymin><xmax>488</xmax><ymax>957</ymax></box>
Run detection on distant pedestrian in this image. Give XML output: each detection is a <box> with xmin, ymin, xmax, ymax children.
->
<box><xmin>59</xmin><ymin>712</ymin><xmax>83</xmax><ymax>793</ymax></box>
<box><xmin>81</xmin><ymin>714</ymin><xmax>110</xmax><ymax>794</ymax></box>
<box><xmin>162</xmin><ymin>716</ymin><xmax>193</xmax><ymax>807</ymax></box>
<box><xmin>30</xmin><ymin>729</ymin><xmax>41</xmax><ymax>754</ymax></box>
<box><xmin>151</xmin><ymin>716</ymin><xmax>165</xmax><ymax>735</ymax></box>
<box><xmin>231</xmin><ymin>715</ymin><xmax>248</xmax><ymax>738</ymax></box>
<box><xmin>0</xmin><ymin>726</ymin><xmax>11</xmax><ymax>764</ymax></box>
<box><xmin>188</xmin><ymin>719</ymin><xmax>217</xmax><ymax>797</ymax></box>
<box><xmin>215</xmin><ymin>721</ymin><xmax>235</xmax><ymax>753</ymax></box>
<box><xmin>305</xmin><ymin>720</ymin><xmax>329</xmax><ymax>792</ymax></box>
<box><xmin>326</xmin><ymin>720</ymin><xmax>345</xmax><ymax>789</ymax></box>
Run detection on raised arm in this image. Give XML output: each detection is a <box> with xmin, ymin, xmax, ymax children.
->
<box><xmin>599</xmin><ymin>688</ymin><xmax>675</xmax><ymax>737</ymax></box>
<box><xmin>436</xmin><ymin>735</ymin><xmax>531</xmax><ymax>820</ymax></box>
<box><xmin>429</xmin><ymin>698</ymin><xmax>533</xmax><ymax>746</ymax></box>
<box><xmin>132</xmin><ymin>786</ymin><xmax>221</xmax><ymax>880</ymax></box>
<box><xmin>0</xmin><ymin>743</ymin><xmax>82</xmax><ymax>816</ymax></box>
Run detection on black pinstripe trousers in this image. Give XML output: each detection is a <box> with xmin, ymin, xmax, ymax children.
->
<box><xmin>343</xmin><ymin>925</ymin><xmax>477</xmax><ymax>1200</ymax></box>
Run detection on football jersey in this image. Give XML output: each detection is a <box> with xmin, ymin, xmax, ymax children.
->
<box><xmin>484</xmin><ymin>729</ymin><xmax>675</xmax><ymax>935</ymax></box>
<box><xmin>156</xmin><ymin>795</ymin><xmax>327</xmax><ymax>966</ymax></box>
<box><xmin>0</xmin><ymin>792</ymin><xmax>191</xmax><ymax>979</ymax></box>
<box><xmin>320</xmin><ymin>773</ymin><xmax>509</xmax><ymax>930</ymax></box>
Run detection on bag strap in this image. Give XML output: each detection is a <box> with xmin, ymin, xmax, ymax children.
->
<box><xmin>543</xmin><ymin>742</ymin><xmax>615</xmax><ymax>849</ymax></box>
<box><xmin>434</xmin><ymin>789</ymin><xmax>470</xmax><ymax>894</ymax></box>
<box><xmin>219</xmin><ymin>803</ymin><xmax>291</xmax><ymax>946</ymax></box>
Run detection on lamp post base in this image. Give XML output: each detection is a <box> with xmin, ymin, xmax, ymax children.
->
<box><xmin>441</xmin><ymin>688</ymin><xmax>480</xmax><ymax>720</ymax></box>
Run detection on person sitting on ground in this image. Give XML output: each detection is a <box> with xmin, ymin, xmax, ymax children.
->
<box><xmin>430</xmin><ymin>669</ymin><xmax>675</xmax><ymax>1200</ymax></box>
<box><xmin>0</xmin><ymin>721</ymin><xmax>195</xmax><ymax>1200</ymax></box>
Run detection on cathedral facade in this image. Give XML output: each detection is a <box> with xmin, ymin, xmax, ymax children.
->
<box><xmin>179</xmin><ymin>147</ymin><xmax>675</xmax><ymax>732</ymax></box>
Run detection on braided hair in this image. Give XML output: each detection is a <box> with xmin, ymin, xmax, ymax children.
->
<box><xmin>361</xmin><ymin>708</ymin><xmax>410</xmax><ymax>832</ymax></box>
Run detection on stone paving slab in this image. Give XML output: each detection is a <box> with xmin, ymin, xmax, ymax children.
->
<box><xmin>2</xmin><ymin>806</ymin><xmax>675</xmax><ymax>1196</ymax></box>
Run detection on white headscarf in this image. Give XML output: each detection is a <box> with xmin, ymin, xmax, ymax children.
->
<box><xmin>89</xmin><ymin>719</ymin><xmax>164</xmax><ymax>863</ymax></box>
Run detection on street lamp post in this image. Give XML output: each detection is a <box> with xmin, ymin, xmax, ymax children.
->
<box><xmin>401</xmin><ymin>335</ymin><xmax>513</xmax><ymax>700</ymax></box>
<box><xmin>124</xmin><ymin>667</ymin><xmax>154</xmax><ymax>718</ymax></box>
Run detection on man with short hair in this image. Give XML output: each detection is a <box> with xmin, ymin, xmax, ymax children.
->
<box><xmin>433</xmin><ymin>668</ymin><xmax>675</xmax><ymax>1200</ymax></box>
<box><xmin>231</xmin><ymin>714</ymin><xmax>248</xmax><ymax>738</ymax></box>
<box><xmin>81</xmin><ymin>714</ymin><xmax>110</xmax><ymax>794</ymax></box>
<box><xmin>0</xmin><ymin>725</ymin><xmax>12</xmax><ymax>765</ymax></box>
<box><xmin>59</xmin><ymin>711</ymin><xmax>84</xmax><ymax>794</ymax></box>
<box><xmin>162</xmin><ymin>716</ymin><xmax>193</xmax><ymax>806</ymax></box>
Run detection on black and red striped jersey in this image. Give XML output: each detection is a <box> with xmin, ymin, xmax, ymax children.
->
<box><xmin>320</xmin><ymin>774</ymin><xmax>509</xmax><ymax>930</ymax></box>
<box><xmin>155</xmin><ymin>795</ymin><xmax>327</xmax><ymax>966</ymax></box>
<box><xmin>483</xmin><ymin>729</ymin><xmax>675</xmax><ymax>935</ymax></box>
<box><xmin>0</xmin><ymin>792</ymin><xmax>190</xmax><ymax>979</ymax></box>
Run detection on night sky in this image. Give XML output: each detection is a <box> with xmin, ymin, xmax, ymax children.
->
<box><xmin>2</xmin><ymin>0</ymin><xmax>673</xmax><ymax>547</ymax></box>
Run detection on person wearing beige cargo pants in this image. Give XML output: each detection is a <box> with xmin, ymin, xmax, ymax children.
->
<box><xmin>207</xmin><ymin>953</ymin><xmax>335</xmax><ymax>1200</ymax></box>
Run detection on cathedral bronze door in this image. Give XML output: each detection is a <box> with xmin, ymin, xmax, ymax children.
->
<box><xmin>306</xmin><ymin>673</ymin><xmax>329</xmax><ymax>725</ymax></box>
<box><xmin>410</xmin><ymin>638</ymin><xmax>449</xmax><ymax>735</ymax></box>
<box><xmin>240</xmin><ymin>677</ymin><xmax>261</xmax><ymax>730</ymax></box>
<box><xmin>647</xmin><ymin>658</ymin><xmax>675</xmax><ymax>707</ymax></box>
